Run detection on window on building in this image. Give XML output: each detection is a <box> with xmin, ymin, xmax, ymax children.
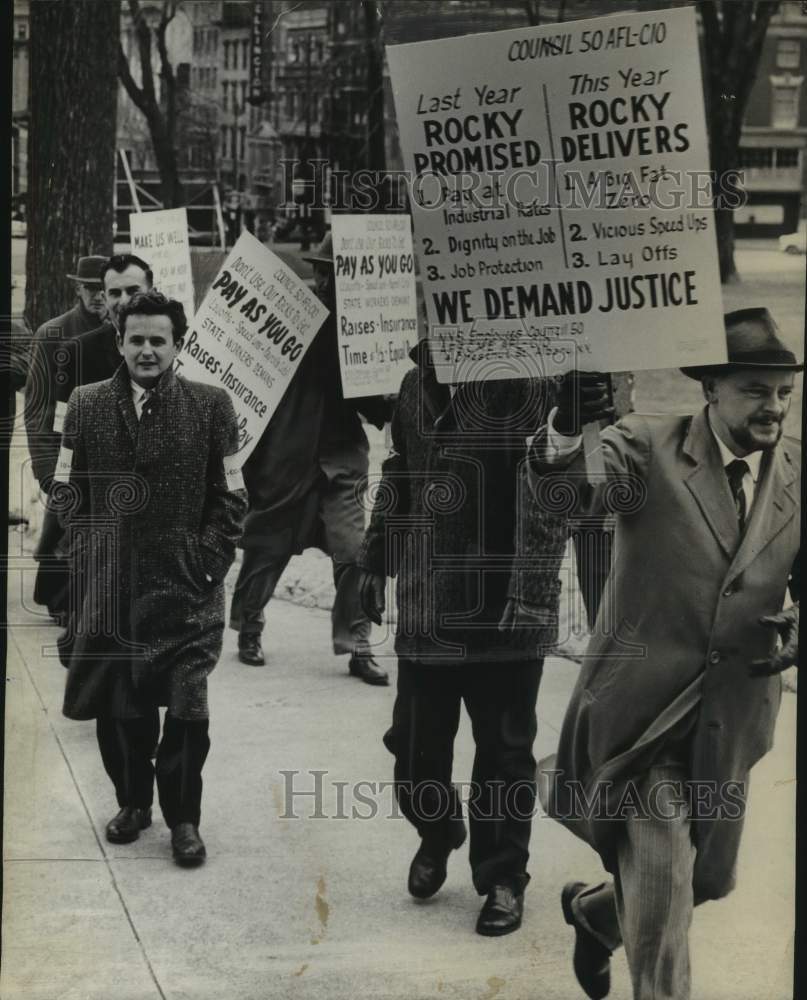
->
<box><xmin>286</xmin><ymin>90</ymin><xmax>295</xmax><ymax>118</ymax></box>
<box><xmin>772</xmin><ymin>85</ymin><xmax>800</xmax><ymax>128</ymax></box>
<box><xmin>241</xmin><ymin>80</ymin><xmax>247</xmax><ymax>108</ymax></box>
<box><xmin>224</xmin><ymin>40</ymin><xmax>230</xmax><ymax>69</ymax></box>
<box><xmin>223</xmin><ymin>81</ymin><xmax>229</xmax><ymax>109</ymax></box>
<box><xmin>231</xmin><ymin>126</ymin><xmax>238</xmax><ymax>161</ymax></box>
<box><xmin>193</xmin><ymin>28</ymin><xmax>199</xmax><ymax>54</ymax></box>
<box><xmin>243</xmin><ymin>39</ymin><xmax>249</xmax><ymax>69</ymax></box>
<box><xmin>315</xmin><ymin>39</ymin><xmax>324</xmax><ymax>63</ymax></box>
<box><xmin>240</xmin><ymin>126</ymin><xmax>247</xmax><ymax>160</ymax></box>
<box><xmin>776</xmin><ymin>147</ymin><xmax>800</xmax><ymax>168</ymax></box>
<box><xmin>290</xmin><ymin>41</ymin><xmax>299</xmax><ymax>63</ymax></box>
<box><xmin>738</xmin><ymin>147</ymin><xmax>774</xmax><ymax>168</ymax></box>
<box><xmin>777</xmin><ymin>38</ymin><xmax>800</xmax><ymax>69</ymax></box>
<box><xmin>221</xmin><ymin>125</ymin><xmax>228</xmax><ymax>158</ymax></box>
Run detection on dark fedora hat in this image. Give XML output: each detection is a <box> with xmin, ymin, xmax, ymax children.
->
<box><xmin>65</xmin><ymin>255</ymin><xmax>108</xmax><ymax>286</ymax></box>
<box><xmin>302</xmin><ymin>231</ymin><xmax>333</xmax><ymax>267</ymax></box>
<box><xmin>681</xmin><ymin>307</ymin><xmax>803</xmax><ymax>379</ymax></box>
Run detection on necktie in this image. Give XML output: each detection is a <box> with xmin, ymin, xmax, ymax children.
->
<box><xmin>139</xmin><ymin>389</ymin><xmax>152</xmax><ymax>420</ymax></box>
<box><xmin>725</xmin><ymin>459</ymin><xmax>749</xmax><ymax>531</ymax></box>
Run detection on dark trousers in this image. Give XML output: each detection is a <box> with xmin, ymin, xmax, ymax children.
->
<box><xmin>385</xmin><ymin>658</ymin><xmax>543</xmax><ymax>895</ymax></box>
<box><xmin>33</xmin><ymin>506</ymin><xmax>70</xmax><ymax>617</ymax></box>
<box><xmin>96</xmin><ymin>711</ymin><xmax>211</xmax><ymax>828</ymax></box>
<box><xmin>230</xmin><ymin>546</ymin><xmax>371</xmax><ymax>654</ymax></box>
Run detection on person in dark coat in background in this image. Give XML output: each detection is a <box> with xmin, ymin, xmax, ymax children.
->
<box><xmin>229</xmin><ymin>233</ymin><xmax>392</xmax><ymax>683</ymax></box>
<box><xmin>357</xmin><ymin>340</ymin><xmax>569</xmax><ymax>936</ymax></box>
<box><xmin>54</xmin><ymin>290</ymin><xmax>247</xmax><ymax>867</ymax></box>
<box><xmin>24</xmin><ymin>255</ymin><xmax>108</xmax><ymax>620</ymax></box>
<box><xmin>58</xmin><ymin>253</ymin><xmax>154</xmax><ymax>398</ymax></box>
<box><xmin>42</xmin><ymin>254</ymin><xmax>153</xmax><ymax>629</ymax></box>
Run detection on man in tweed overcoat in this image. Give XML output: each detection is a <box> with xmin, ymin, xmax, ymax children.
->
<box><xmin>54</xmin><ymin>291</ymin><xmax>247</xmax><ymax>866</ymax></box>
<box><xmin>357</xmin><ymin>340</ymin><xmax>568</xmax><ymax>936</ymax></box>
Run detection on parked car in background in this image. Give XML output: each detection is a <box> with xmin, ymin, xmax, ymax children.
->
<box><xmin>778</xmin><ymin>219</ymin><xmax>807</xmax><ymax>254</ymax></box>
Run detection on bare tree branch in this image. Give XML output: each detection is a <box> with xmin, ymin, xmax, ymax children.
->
<box><xmin>118</xmin><ymin>43</ymin><xmax>150</xmax><ymax>115</ymax></box>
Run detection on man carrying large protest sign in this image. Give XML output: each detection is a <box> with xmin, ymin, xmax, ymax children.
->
<box><xmin>527</xmin><ymin>309</ymin><xmax>801</xmax><ymax>998</ymax></box>
<box><xmin>54</xmin><ymin>290</ymin><xmax>247</xmax><ymax>867</ymax></box>
<box><xmin>357</xmin><ymin>338</ymin><xmax>568</xmax><ymax>935</ymax></box>
<box><xmin>228</xmin><ymin>233</ymin><xmax>392</xmax><ymax>684</ymax></box>
<box><xmin>25</xmin><ymin>254</ymin><xmax>108</xmax><ymax>621</ymax></box>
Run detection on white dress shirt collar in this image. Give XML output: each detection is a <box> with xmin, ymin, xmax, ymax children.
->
<box><xmin>706</xmin><ymin>409</ymin><xmax>762</xmax><ymax>483</ymax></box>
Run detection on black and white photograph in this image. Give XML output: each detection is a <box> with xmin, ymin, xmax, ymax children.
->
<box><xmin>2</xmin><ymin>1</ymin><xmax>805</xmax><ymax>998</ymax></box>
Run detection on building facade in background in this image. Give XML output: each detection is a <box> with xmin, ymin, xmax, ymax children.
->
<box><xmin>11</xmin><ymin>0</ymin><xmax>807</xmax><ymax>241</ymax></box>
<box><xmin>736</xmin><ymin>3</ymin><xmax>807</xmax><ymax>238</ymax></box>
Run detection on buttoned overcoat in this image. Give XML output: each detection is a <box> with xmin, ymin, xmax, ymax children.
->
<box><xmin>358</xmin><ymin>342</ymin><xmax>569</xmax><ymax>664</ymax></box>
<box><xmin>529</xmin><ymin>409</ymin><xmax>801</xmax><ymax>899</ymax></box>
<box><xmin>57</xmin><ymin>364</ymin><xmax>247</xmax><ymax>721</ymax></box>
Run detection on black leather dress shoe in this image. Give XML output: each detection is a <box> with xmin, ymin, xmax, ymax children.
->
<box><xmin>348</xmin><ymin>653</ymin><xmax>389</xmax><ymax>686</ymax></box>
<box><xmin>238</xmin><ymin>634</ymin><xmax>265</xmax><ymax>666</ymax></box>
<box><xmin>408</xmin><ymin>822</ymin><xmax>467</xmax><ymax>899</ymax></box>
<box><xmin>105</xmin><ymin>806</ymin><xmax>152</xmax><ymax>844</ymax></box>
<box><xmin>476</xmin><ymin>884</ymin><xmax>524</xmax><ymax>936</ymax></box>
<box><xmin>561</xmin><ymin>881</ymin><xmax>612</xmax><ymax>999</ymax></box>
<box><xmin>171</xmin><ymin>823</ymin><xmax>207</xmax><ymax>867</ymax></box>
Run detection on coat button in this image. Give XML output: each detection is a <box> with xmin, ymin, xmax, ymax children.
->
<box><xmin>722</xmin><ymin>587</ymin><xmax>733</xmax><ymax>597</ymax></box>
<box><xmin>709</xmin><ymin>650</ymin><xmax>721</xmax><ymax>664</ymax></box>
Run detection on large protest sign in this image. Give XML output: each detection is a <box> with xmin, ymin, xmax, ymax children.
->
<box><xmin>386</xmin><ymin>6</ymin><xmax>725</xmax><ymax>382</ymax></box>
<box><xmin>174</xmin><ymin>230</ymin><xmax>328</xmax><ymax>470</ymax></box>
<box><xmin>130</xmin><ymin>208</ymin><xmax>195</xmax><ymax>324</ymax></box>
<box><xmin>331</xmin><ymin>214</ymin><xmax>417</xmax><ymax>397</ymax></box>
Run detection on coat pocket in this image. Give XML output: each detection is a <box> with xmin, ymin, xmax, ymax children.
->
<box><xmin>184</xmin><ymin>537</ymin><xmax>211</xmax><ymax>590</ymax></box>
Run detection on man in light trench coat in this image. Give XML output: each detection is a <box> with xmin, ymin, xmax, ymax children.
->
<box><xmin>527</xmin><ymin>308</ymin><xmax>801</xmax><ymax>1000</ymax></box>
<box><xmin>54</xmin><ymin>290</ymin><xmax>247</xmax><ymax>866</ymax></box>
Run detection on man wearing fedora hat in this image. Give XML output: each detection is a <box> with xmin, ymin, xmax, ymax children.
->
<box><xmin>25</xmin><ymin>255</ymin><xmax>109</xmax><ymax>621</ymax></box>
<box><xmin>229</xmin><ymin>232</ymin><xmax>393</xmax><ymax>683</ymax></box>
<box><xmin>57</xmin><ymin>253</ymin><xmax>155</xmax><ymax>399</ymax></box>
<box><xmin>526</xmin><ymin>307</ymin><xmax>801</xmax><ymax>999</ymax></box>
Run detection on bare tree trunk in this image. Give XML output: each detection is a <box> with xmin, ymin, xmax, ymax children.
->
<box><xmin>26</xmin><ymin>0</ymin><xmax>121</xmax><ymax>330</ymax></box>
<box><xmin>364</xmin><ymin>0</ymin><xmax>386</xmax><ymax>175</ymax></box>
<box><xmin>118</xmin><ymin>0</ymin><xmax>184</xmax><ymax>209</ymax></box>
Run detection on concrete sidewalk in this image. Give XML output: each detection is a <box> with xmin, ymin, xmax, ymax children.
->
<box><xmin>2</xmin><ymin>548</ymin><xmax>796</xmax><ymax>1000</ymax></box>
